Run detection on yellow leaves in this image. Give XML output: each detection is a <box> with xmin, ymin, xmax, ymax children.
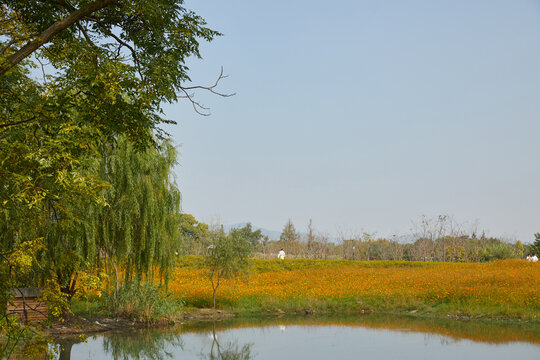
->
<box><xmin>75</xmin><ymin>271</ymin><xmax>107</xmax><ymax>299</ymax></box>
<box><xmin>9</xmin><ymin>237</ymin><xmax>45</xmax><ymax>276</ymax></box>
<box><xmin>10</xmin><ymin>252</ymin><xmax>32</xmax><ymax>273</ymax></box>
<box><xmin>40</xmin><ymin>280</ymin><xmax>71</xmax><ymax>323</ymax></box>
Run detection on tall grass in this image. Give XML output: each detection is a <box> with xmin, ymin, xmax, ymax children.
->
<box><xmin>101</xmin><ymin>280</ymin><xmax>183</xmax><ymax>325</ymax></box>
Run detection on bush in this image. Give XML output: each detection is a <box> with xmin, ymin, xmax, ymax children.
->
<box><xmin>480</xmin><ymin>243</ymin><xmax>516</xmax><ymax>262</ymax></box>
<box><xmin>101</xmin><ymin>280</ymin><xmax>183</xmax><ymax>325</ymax></box>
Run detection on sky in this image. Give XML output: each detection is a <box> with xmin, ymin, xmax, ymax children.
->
<box><xmin>162</xmin><ymin>0</ymin><xmax>540</xmax><ymax>242</ymax></box>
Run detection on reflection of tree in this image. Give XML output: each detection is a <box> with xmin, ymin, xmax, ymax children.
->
<box><xmin>182</xmin><ymin>314</ymin><xmax>540</xmax><ymax>345</ymax></box>
<box><xmin>103</xmin><ymin>329</ymin><xmax>183</xmax><ymax>360</ymax></box>
<box><xmin>57</xmin><ymin>338</ymin><xmax>77</xmax><ymax>360</ymax></box>
<box><xmin>200</xmin><ymin>322</ymin><xmax>253</xmax><ymax>360</ymax></box>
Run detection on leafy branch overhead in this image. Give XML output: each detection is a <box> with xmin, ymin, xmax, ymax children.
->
<box><xmin>1</xmin><ymin>0</ymin><xmax>233</xmax><ymax>145</ymax></box>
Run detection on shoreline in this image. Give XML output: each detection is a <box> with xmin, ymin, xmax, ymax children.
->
<box><xmin>48</xmin><ymin>306</ymin><xmax>540</xmax><ymax>338</ymax></box>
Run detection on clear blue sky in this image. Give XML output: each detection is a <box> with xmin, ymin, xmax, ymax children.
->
<box><xmin>162</xmin><ymin>0</ymin><xmax>540</xmax><ymax>242</ymax></box>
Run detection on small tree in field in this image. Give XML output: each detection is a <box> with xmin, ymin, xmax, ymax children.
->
<box><xmin>204</xmin><ymin>228</ymin><xmax>251</xmax><ymax>309</ymax></box>
<box><xmin>530</xmin><ymin>233</ymin><xmax>540</xmax><ymax>255</ymax></box>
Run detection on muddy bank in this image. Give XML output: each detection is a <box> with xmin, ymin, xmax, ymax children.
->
<box><xmin>47</xmin><ymin>308</ymin><xmax>235</xmax><ymax>336</ymax></box>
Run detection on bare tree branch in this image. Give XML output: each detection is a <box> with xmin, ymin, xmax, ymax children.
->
<box><xmin>178</xmin><ymin>88</ymin><xmax>211</xmax><ymax>116</ymax></box>
<box><xmin>182</xmin><ymin>67</ymin><xmax>236</xmax><ymax>97</ymax></box>
<box><xmin>178</xmin><ymin>67</ymin><xmax>235</xmax><ymax>116</ymax></box>
<box><xmin>34</xmin><ymin>55</ymin><xmax>48</xmax><ymax>84</ymax></box>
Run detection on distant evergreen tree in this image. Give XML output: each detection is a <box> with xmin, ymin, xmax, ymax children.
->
<box><xmin>531</xmin><ymin>233</ymin><xmax>540</xmax><ymax>255</ymax></box>
<box><xmin>280</xmin><ymin>219</ymin><xmax>299</xmax><ymax>243</ymax></box>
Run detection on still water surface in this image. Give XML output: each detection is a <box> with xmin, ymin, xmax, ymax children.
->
<box><xmin>56</xmin><ymin>315</ymin><xmax>540</xmax><ymax>360</ymax></box>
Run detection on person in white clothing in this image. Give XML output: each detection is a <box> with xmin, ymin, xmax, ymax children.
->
<box><xmin>278</xmin><ymin>248</ymin><xmax>285</xmax><ymax>260</ymax></box>
<box><xmin>531</xmin><ymin>254</ymin><xmax>538</xmax><ymax>262</ymax></box>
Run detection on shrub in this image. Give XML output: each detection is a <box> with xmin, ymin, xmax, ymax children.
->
<box><xmin>101</xmin><ymin>280</ymin><xmax>183</xmax><ymax>325</ymax></box>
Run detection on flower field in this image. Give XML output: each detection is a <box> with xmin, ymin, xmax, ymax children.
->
<box><xmin>170</xmin><ymin>258</ymin><xmax>540</xmax><ymax>320</ymax></box>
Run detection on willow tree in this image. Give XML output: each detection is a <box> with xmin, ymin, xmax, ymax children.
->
<box><xmin>0</xmin><ymin>1</ymin><xmax>220</xmax><ymax>353</ymax></box>
<box><xmin>1</xmin><ymin>0</ymin><xmax>224</xmax><ymax>291</ymax></box>
<box><xmin>85</xmin><ymin>137</ymin><xmax>181</xmax><ymax>299</ymax></box>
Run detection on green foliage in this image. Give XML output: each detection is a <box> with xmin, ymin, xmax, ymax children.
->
<box><xmin>85</xmin><ymin>136</ymin><xmax>181</xmax><ymax>284</ymax></box>
<box><xmin>0</xmin><ymin>0</ymin><xmax>218</xmax><ymax>287</ymax></box>
<box><xmin>40</xmin><ymin>280</ymin><xmax>71</xmax><ymax>322</ymax></box>
<box><xmin>101</xmin><ymin>329</ymin><xmax>183</xmax><ymax>360</ymax></box>
<box><xmin>1</xmin><ymin>0</ymin><xmax>221</xmax><ymax>145</ymax></box>
<box><xmin>229</xmin><ymin>223</ymin><xmax>263</xmax><ymax>248</ymax></box>
<box><xmin>479</xmin><ymin>242</ymin><xmax>517</xmax><ymax>262</ymax></box>
<box><xmin>0</xmin><ymin>1</ymin><xmax>219</xmax><ymax>355</ymax></box>
<box><xmin>178</xmin><ymin>213</ymin><xmax>210</xmax><ymax>255</ymax></box>
<box><xmin>204</xmin><ymin>228</ymin><xmax>252</xmax><ymax>309</ymax></box>
<box><xmin>101</xmin><ymin>280</ymin><xmax>183</xmax><ymax>325</ymax></box>
<box><xmin>280</xmin><ymin>219</ymin><xmax>299</xmax><ymax>243</ymax></box>
<box><xmin>529</xmin><ymin>233</ymin><xmax>540</xmax><ymax>255</ymax></box>
<box><xmin>0</xmin><ymin>316</ymin><xmax>57</xmax><ymax>360</ymax></box>
<box><xmin>0</xmin><ymin>238</ymin><xmax>61</xmax><ymax>359</ymax></box>
<box><xmin>515</xmin><ymin>240</ymin><xmax>524</xmax><ymax>258</ymax></box>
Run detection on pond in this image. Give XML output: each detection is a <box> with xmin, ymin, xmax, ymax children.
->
<box><xmin>55</xmin><ymin>314</ymin><xmax>540</xmax><ymax>360</ymax></box>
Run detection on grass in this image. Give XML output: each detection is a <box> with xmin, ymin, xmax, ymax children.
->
<box><xmin>72</xmin><ymin>281</ymin><xmax>184</xmax><ymax>325</ymax></box>
<box><xmin>169</xmin><ymin>258</ymin><xmax>540</xmax><ymax>321</ymax></box>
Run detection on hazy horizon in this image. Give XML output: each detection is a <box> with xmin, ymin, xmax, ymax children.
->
<box><xmin>163</xmin><ymin>0</ymin><xmax>540</xmax><ymax>243</ymax></box>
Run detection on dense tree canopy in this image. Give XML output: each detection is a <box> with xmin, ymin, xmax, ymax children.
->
<box><xmin>229</xmin><ymin>223</ymin><xmax>263</xmax><ymax>248</ymax></box>
<box><xmin>1</xmin><ymin>0</ymin><xmax>222</xmax><ymax>126</ymax></box>
<box><xmin>1</xmin><ymin>0</ymin><xmax>224</xmax><ymax>214</ymax></box>
<box><xmin>178</xmin><ymin>213</ymin><xmax>210</xmax><ymax>254</ymax></box>
<box><xmin>0</xmin><ymin>0</ymin><xmax>221</xmax><ymax>312</ymax></box>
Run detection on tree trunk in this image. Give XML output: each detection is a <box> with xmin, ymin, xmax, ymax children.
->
<box><xmin>111</xmin><ymin>259</ymin><xmax>119</xmax><ymax>306</ymax></box>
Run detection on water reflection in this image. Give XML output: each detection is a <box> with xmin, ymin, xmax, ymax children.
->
<box><xmin>202</xmin><ymin>323</ymin><xmax>253</xmax><ymax>360</ymax></box>
<box><xmin>54</xmin><ymin>314</ymin><xmax>540</xmax><ymax>360</ymax></box>
<box><xmin>56</xmin><ymin>329</ymin><xmax>183</xmax><ymax>360</ymax></box>
<box><xmin>102</xmin><ymin>329</ymin><xmax>182</xmax><ymax>360</ymax></box>
<box><xmin>179</xmin><ymin>313</ymin><xmax>540</xmax><ymax>345</ymax></box>
<box><xmin>56</xmin><ymin>338</ymin><xmax>76</xmax><ymax>360</ymax></box>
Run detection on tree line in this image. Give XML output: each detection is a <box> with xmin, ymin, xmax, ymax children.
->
<box><xmin>180</xmin><ymin>217</ymin><xmax>538</xmax><ymax>263</ymax></box>
<box><xmin>1</xmin><ymin>1</ymin><xmax>538</xmax><ymax>356</ymax></box>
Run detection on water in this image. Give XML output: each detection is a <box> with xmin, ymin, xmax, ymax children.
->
<box><xmin>55</xmin><ymin>315</ymin><xmax>540</xmax><ymax>359</ymax></box>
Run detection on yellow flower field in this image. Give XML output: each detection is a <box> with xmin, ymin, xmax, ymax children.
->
<box><xmin>169</xmin><ymin>258</ymin><xmax>540</xmax><ymax>320</ymax></box>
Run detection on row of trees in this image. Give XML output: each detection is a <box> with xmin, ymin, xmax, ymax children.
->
<box><xmin>181</xmin><ymin>218</ymin><xmax>537</xmax><ymax>263</ymax></box>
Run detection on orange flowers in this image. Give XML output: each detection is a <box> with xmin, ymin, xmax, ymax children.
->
<box><xmin>168</xmin><ymin>258</ymin><xmax>539</xmax><ymax>319</ymax></box>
